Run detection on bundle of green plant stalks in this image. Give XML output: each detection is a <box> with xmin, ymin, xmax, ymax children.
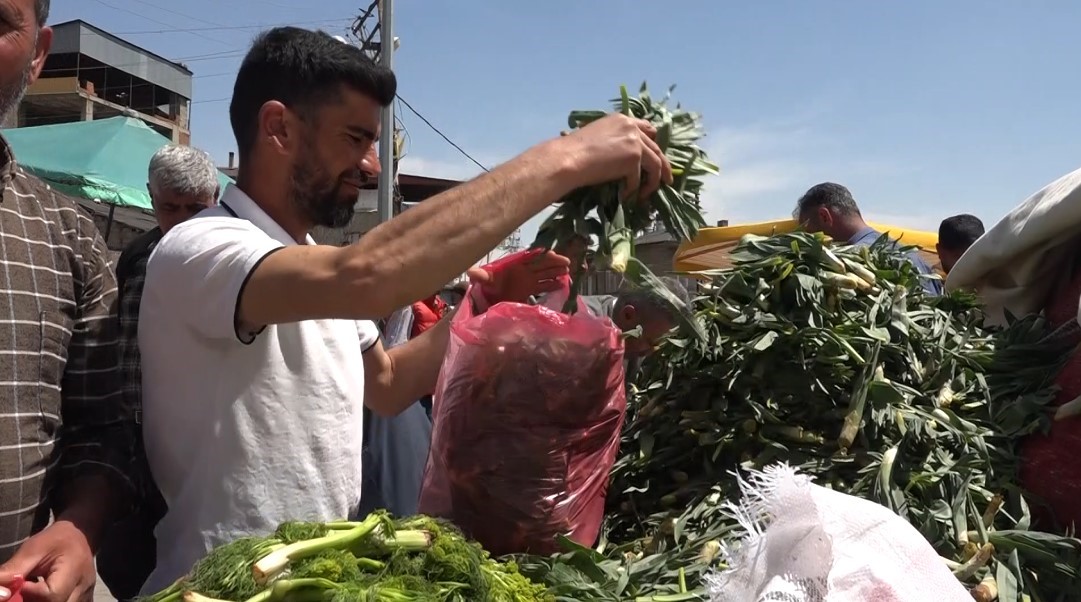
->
<box><xmin>532</xmin><ymin>83</ymin><xmax>717</xmax><ymax>324</ymax></box>
<box><xmin>139</xmin><ymin>511</ymin><xmax>551</xmax><ymax>602</ymax></box>
<box><xmin>520</xmin><ymin>232</ymin><xmax>1081</xmax><ymax>601</ymax></box>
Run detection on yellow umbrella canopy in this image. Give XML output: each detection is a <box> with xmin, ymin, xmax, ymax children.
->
<box><xmin>674</xmin><ymin>219</ymin><xmax>940</xmax><ymax>272</ymax></box>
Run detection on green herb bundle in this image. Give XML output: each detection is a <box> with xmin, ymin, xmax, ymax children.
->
<box><xmin>139</xmin><ymin>512</ymin><xmax>550</xmax><ymax>602</ymax></box>
<box><xmin>533</xmin><ymin>83</ymin><xmax>718</xmax><ymax>323</ymax></box>
<box><xmin>521</xmin><ymin>232</ymin><xmax>1081</xmax><ymax>601</ymax></box>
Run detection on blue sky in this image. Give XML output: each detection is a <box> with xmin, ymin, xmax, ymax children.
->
<box><xmin>56</xmin><ymin>0</ymin><xmax>1081</xmax><ymax>244</ymax></box>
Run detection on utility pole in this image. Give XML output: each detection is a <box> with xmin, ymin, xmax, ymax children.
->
<box><xmin>353</xmin><ymin>1</ymin><xmax>397</xmax><ymax>224</ymax></box>
<box><xmin>375</xmin><ymin>0</ymin><xmax>394</xmax><ymax>224</ymax></box>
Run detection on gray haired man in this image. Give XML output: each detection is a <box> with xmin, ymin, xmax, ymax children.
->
<box><xmin>143</xmin><ymin>145</ymin><xmax>222</xmax><ymax>235</ymax></box>
<box><xmin>96</xmin><ymin>145</ymin><xmax>219</xmax><ymax>601</ymax></box>
<box><xmin>582</xmin><ymin>277</ymin><xmax>693</xmax><ymax>379</ymax></box>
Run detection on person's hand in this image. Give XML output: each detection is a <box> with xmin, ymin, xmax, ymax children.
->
<box><xmin>554</xmin><ymin>113</ymin><xmax>674</xmax><ymax>201</ymax></box>
<box><xmin>0</xmin><ymin>521</ymin><xmax>96</xmax><ymax>602</ymax></box>
<box><xmin>468</xmin><ymin>251</ymin><xmax>570</xmax><ymax>304</ymax></box>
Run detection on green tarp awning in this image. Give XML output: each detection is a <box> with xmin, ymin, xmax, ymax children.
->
<box><xmin>2</xmin><ymin>116</ymin><xmax>232</xmax><ymax>210</ymax></box>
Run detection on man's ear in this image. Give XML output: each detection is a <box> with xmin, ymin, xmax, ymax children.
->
<box><xmin>28</xmin><ymin>26</ymin><xmax>53</xmax><ymax>84</ymax></box>
<box><xmin>258</xmin><ymin>101</ymin><xmax>293</xmax><ymax>155</ymax></box>
<box><xmin>621</xmin><ymin>304</ymin><xmax>638</xmax><ymax>324</ymax></box>
<box><xmin>817</xmin><ymin>206</ymin><xmax>832</xmax><ymax>227</ymax></box>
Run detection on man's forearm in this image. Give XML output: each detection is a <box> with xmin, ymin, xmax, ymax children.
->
<box><xmin>54</xmin><ymin>476</ymin><xmax>117</xmax><ymax>550</ymax></box>
<box><xmin>334</xmin><ymin>141</ymin><xmax>577</xmax><ymax>317</ymax></box>
<box><xmin>368</xmin><ymin>313</ymin><xmax>453</xmax><ymax>416</ymax></box>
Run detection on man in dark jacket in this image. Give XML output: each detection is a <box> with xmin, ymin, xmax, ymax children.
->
<box><xmin>97</xmin><ymin>145</ymin><xmax>219</xmax><ymax>601</ymax></box>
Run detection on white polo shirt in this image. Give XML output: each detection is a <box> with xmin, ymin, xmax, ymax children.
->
<box><xmin>138</xmin><ymin>185</ymin><xmax>379</xmax><ymax>593</ymax></box>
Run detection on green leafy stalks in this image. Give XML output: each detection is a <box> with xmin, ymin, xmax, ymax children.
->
<box><xmin>533</xmin><ymin>83</ymin><xmax>717</xmax><ymax>338</ymax></box>
<box><xmin>521</xmin><ymin>232</ymin><xmax>1081</xmax><ymax>600</ymax></box>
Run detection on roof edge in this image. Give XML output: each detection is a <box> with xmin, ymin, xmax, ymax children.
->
<box><xmin>50</xmin><ymin>19</ymin><xmax>195</xmax><ymax>76</ymax></box>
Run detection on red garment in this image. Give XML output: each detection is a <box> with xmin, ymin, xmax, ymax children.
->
<box><xmin>410</xmin><ymin>295</ymin><xmax>447</xmax><ymax>339</ymax></box>
<box><xmin>1019</xmin><ymin>265</ymin><xmax>1081</xmax><ymax>530</ymax></box>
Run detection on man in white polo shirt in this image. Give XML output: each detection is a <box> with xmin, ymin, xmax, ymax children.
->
<box><xmin>137</xmin><ymin>26</ymin><xmax>672</xmax><ymax>592</ymax></box>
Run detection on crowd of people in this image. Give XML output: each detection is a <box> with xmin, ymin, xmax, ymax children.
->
<box><xmin>0</xmin><ymin>1</ymin><xmax>1076</xmax><ymax>601</ymax></box>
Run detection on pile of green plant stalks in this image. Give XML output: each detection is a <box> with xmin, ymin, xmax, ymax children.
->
<box><xmin>519</xmin><ymin>232</ymin><xmax>1081</xmax><ymax>601</ymax></box>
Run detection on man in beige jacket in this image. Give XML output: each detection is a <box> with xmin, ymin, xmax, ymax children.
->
<box><xmin>947</xmin><ymin>165</ymin><xmax>1081</xmax><ymax>532</ymax></box>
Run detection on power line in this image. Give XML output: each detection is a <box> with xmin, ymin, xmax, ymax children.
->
<box><xmin>193</xmin><ymin>71</ymin><xmax>234</xmax><ymax>79</ymax></box>
<box><xmin>238</xmin><ymin>0</ymin><xmax>312</xmax><ymax>9</ymax></box>
<box><xmin>393</xmin><ymin>93</ymin><xmax>522</xmax><ymax>254</ymax></box>
<box><xmin>88</xmin><ymin>0</ymin><xmax>231</xmax><ymax>47</ymax></box>
<box><xmin>111</xmin><ymin>18</ymin><xmax>348</xmax><ymax>35</ymax></box>
<box><xmin>131</xmin><ymin>0</ymin><xmax>227</xmax><ymax>28</ymax></box>
<box><xmin>395</xmin><ymin>94</ymin><xmax>489</xmax><ymax>173</ymax></box>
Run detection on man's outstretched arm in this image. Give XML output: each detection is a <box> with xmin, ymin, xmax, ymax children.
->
<box><xmin>235</xmin><ymin>114</ymin><xmax>671</xmax><ymax>328</ymax></box>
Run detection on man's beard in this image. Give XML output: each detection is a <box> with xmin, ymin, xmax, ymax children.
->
<box><xmin>289</xmin><ymin>154</ymin><xmax>357</xmax><ymax>229</ymax></box>
<box><xmin>0</xmin><ymin>59</ymin><xmax>32</xmax><ymax>124</ymax></box>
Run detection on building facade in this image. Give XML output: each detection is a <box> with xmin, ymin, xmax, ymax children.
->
<box><xmin>3</xmin><ymin>20</ymin><xmax>192</xmax><ymax>143</ymax></box>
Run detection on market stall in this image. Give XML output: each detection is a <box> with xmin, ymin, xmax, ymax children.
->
<box><xmin>3</xmin><ymin>116</ymin><xmax>232</xmax><ymax>240</ymax></box>
<box><xmin>135</xmin><ymin>87</ymin><xmax>1081</xmax><ymax>602</ymax></box>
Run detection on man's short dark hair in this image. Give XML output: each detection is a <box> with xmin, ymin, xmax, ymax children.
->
<box><xmin>35</xmin><ymin>0</ymin><xmax>49</xmax><ymax>25</ymax></box>
<box><xmin>794</xmin><ymin>182</ymin><xmax>861</xmax><ymax>219</ymax></box>
<box><xmin>229</xmin><ymin>27</ymin><xmax>397</xmax><ymax>158</ymax></box>
<box><xmin>938</xmin><ymin>214</ymin><xmax>985</xmax><ymax>250</ymax></box>
<box><xmin>614</xmin><ymin>276</ymin><xmax>693</xmax><ymax>321</ymax></box>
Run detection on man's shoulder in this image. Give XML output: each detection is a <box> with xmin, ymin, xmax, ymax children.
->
<box><xmin>580</xmin><ymin>294</ymin><xmax>616</xmax><ymax>317</ymax></box>
<box><xmin>155</xmin><ymin>209</ymin><xmax>274</xmax><ymax>254</ymax></box>
<box><xmin>120</xmin><ymin>227</ymin><xmax>163</xmax><ymax>260</ymax></box>
<box><xmin>850</xmin><ymin>228</ymin><xmax>885</xmax><ymax>247</ymax></box>
<box><xmin>117</xmin><ymin>228</ymin><xmax>163</xmax><ymax>287</ymax></box>
<box><xmin>10</xmin><ymin>167</ymin><xmax>99</xmax><ymax>230</ymax></box>
<box><xmin>5</xmin><ymin>169</ymin><xmax>112</xmax><ymax>285</ymax></box>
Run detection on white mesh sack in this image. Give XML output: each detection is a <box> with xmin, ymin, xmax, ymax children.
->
<box><xmin>706</xmin><ymin>464</ymin><xmax>971</xmax><ymax>602</ymax></box>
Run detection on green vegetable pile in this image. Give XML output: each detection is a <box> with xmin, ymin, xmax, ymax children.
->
<box><xmin>519</xmin><ymin>232</ymin><xmax>1081</xmax><ymax>601</ymax></box>
<box><xmin>533</xmin><ymin>83</ymin><xmax>717</xmax><ymax>321</ymax></box>
<box><xmin>140</xmin><ymin>512</ymin><xmax>550</xmax><ymax>602</ymax></box>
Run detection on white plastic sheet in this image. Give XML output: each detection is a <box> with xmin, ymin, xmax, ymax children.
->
<box><xmin>706</xmin><ymin>464</ymin><xmax>971</xmax><ymax>602</ymax></box>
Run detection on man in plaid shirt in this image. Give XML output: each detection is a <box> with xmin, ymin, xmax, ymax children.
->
<box><xmin>0</xmin><ymin>1</ymin><xmax>138</xmax><ymax>601</ymax></box>
<box><xmin>97</xmin><ymin>146</ymin><xmax>219</xmax><ymax>601</ymax></box>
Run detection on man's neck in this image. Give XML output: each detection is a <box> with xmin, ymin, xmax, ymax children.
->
<box><xmin>831</xmin><ymin>218</ymin><xmax>871</xmax><ymax>243</ymax></box>
<box><xmin>235</xmin><ymin>171</ymin><xmax>311</xmax><ymax>244</ymax></box>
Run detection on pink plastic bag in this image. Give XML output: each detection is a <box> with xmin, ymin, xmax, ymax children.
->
<box><xmin>418</xmin><ymin>250</ymin><xmax>627</xmax><ymax>556</ymax></box>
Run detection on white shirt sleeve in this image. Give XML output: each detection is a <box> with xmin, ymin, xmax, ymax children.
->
<box><xmin>145</xmin><ymin>216</ymin><xmax>285</xmax><ymax>343</ymax></box>
<box><xmin>357</xmin><ymin>320</ymin><xmax>380</xmax><ymax>353</ymax></box>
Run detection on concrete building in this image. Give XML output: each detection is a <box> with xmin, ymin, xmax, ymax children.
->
<box><xmin>4</xmin><ymin>20</ymin><xmax>192</xmax><ymax>143</ymax></box>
